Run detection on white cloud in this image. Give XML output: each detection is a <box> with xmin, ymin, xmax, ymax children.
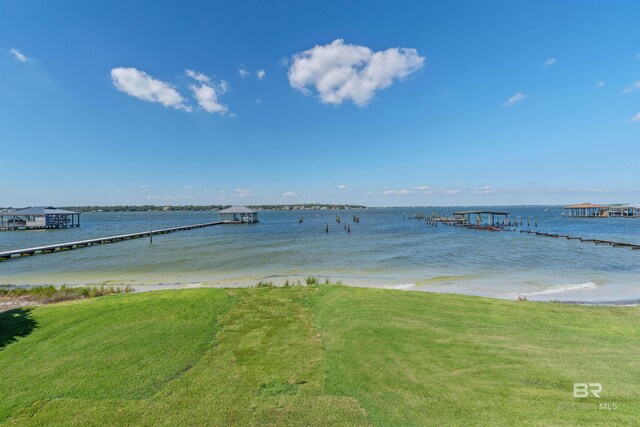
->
<box><xmin>282</xmin><ymin>191</ymin><xmax>296</xmax><ymax>197</ymax></box>
<box><xmin>235</xmin><ymin>188</ymin><xmax>253</xmax><ymax>197</ymax></box>
<box><xmin>444</xmin><ymin>189</ymin><xmax>462</xmax><ymax>195</ymax></box>
<box><xmin>288</xmin><ymin>39</ymin><xmax>424</xmax><ymax>106</ymax></box>
<box><xmin>544</xmin><ymin>57</ymin><xmax>556</xmax><ymax>67</ymax></box>
<box><xmin>382</xmin><ymin>189</ymin><xmax>412</xmax><ymax>195</ymax></box>
<box><xmin>502</xmin><ymin>92</ymin><xmax>527</xmax><ymax>108</ymax></box>
<box><xmin>413</xmin><ymin>186</ymin><xmax>433</xmax><ymax>194</ymax></box>
<box><xmin>10</xmin><ymin>48</ymin><xmax>31</xmax><ymax>63</ymax></box>
<box><xmin>279</xmin><ymin>57</ymin><xmax>289</xmax><ymax>67</ymax></box>
<box><xmin>186</xmin><ymin>70</ymin><xmax>228</xmax><ymax>114</ymax></box>
<box><xmin>185</xmin><ymin>69</ymin><xmax>210</xmax><ymax>83</ymax></box>
<box><xmin>622</xmin><ymin>80</ymin><xmax>640</xmax><ymax>94</ymax></box>
<box><xmin>596</xmin><ymin>81</ymin><xmax>606</xmax><ymax>88</ymax></box>
<box><xmin>239</xmin><ymin>67</ymin><xmax>249</xmax><ymax>78</ymax></box>
<box><xmin>257</xmin><ymin>69</ymin><xmax>266</xmax><ymax>80</ymax></box>
<box><xmin>630</xmin><ymin>112</ymin><xmax>640</xmax><ymax>123</ymax></box>
<box><xmin>111</xmin><ymin>67</ymin><xmax>191</xmax><ymax>111</ymax></box>
<box><xmin>473</xmin><ymin>186</ymin><xmax>496</xmax><ymax>194</ymax></box>
<box><xmin>337</xmin><ymin>185</ymin><xmax>347</xmax><ymax>189</ymax></box>
<box><xmin>189</xmin><ymin>84</ymin><xmax>227</xmax><ymax>114</ymax></box>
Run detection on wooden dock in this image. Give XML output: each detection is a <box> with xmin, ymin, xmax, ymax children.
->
<box><xmin>519</xmin><ymin>230</ymin><xmax>640</xmax><ymax>250</ymax></box>
<box><xmin>0</xmin><ymin>221</ymin><xmax>225</xmax><ymax>260</ymax></box>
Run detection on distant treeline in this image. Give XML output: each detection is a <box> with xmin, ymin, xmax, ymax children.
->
<box><xmin>58</xmin><ymin>205</ymin><xmax>226</xmax><ymax>212</ymax></box>
<box><xmin>50</xmin><ymin>204</ymin><xmax>366</xmax><ymax>213</ymax></box>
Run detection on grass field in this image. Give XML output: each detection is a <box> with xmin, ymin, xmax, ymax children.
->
<box><xmin>1</xmin><ymin>285</ymin><xmax>638</xmax><ymax>426</ymax></box>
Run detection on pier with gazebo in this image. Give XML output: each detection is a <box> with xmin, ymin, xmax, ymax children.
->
<box><xmin>561</xmin><ymin>203</ymin><xmax>608</xmax><ymax>218</ymax></box>
<box><xmin>217</xmin><ymin>206</ymin><xmax>260</xmax><ymax>223</ymax></box>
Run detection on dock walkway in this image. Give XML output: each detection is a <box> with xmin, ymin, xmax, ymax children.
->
<box><xmin>0</xmin><ymin>221</ymin><xmax>226</xmax><ymax>260</ymax></box>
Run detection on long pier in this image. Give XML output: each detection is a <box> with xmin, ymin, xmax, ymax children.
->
<box><xmin>519</xmin><ymin>230</ymin><xmax>640</xmax><ymax>250</ymax></box>
<box><xmin>0</xmin><ymin>221</ymin><xmax>224</xmax><ymax>260</ymax></box>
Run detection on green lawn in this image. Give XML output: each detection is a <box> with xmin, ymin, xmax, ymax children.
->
<box><xmin>1</xmin><ymin>285</ymin><xmax>638</xmax><ymax>425</ymax></box>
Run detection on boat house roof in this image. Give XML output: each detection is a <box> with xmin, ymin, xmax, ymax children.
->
<box><xmin>615</xmin><ymin>203</ymin><xmax>640</xmax><ymax>209</ymax></box>
<box><xmin>563</xmin><ymin>203</ymin><xmax>608</xmax><ymax>209</ymax></box>
<box><xmin>452</xmin><ymin>210</ymin><xmax>510</xmax><ymax>216</ymax></box>
<box><xmin>3</xmin><ymin>206</ymin><xmax>79</xmax><ymax>216</ymax></box>
<box><xmin>218</xmin><ymin>206</ymin><xmax>257</xmax><ymax>214</ymax></box>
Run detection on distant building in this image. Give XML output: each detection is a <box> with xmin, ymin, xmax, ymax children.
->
<box><xmin>218</xmin><ymin>206</ymin><xmax>259</xmax><ymax>223</ymax></box>
<box><xmin>0</xmin><ymin>206</ymin><xmax>80</xmax><ymax>230</ymax></box>
<box><xmin>562</xmin><ymin>203</ymin><xmax>640</xmax><ymax>218</ymax></box>
<box><xmin>608</xmin><ymin>203</ymin><xmax>640</xmax><ymax>218</ymax></box>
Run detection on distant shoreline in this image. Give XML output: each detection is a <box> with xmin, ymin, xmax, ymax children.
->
<box><xmin>1</xmin><ymin>204</ymin><xmax>368</xmax><ymax>213</ymax></box>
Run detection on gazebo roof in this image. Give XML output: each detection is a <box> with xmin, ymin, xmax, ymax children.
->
<box><xmin>564</xmin><ymin>203</ymin><xmax>608</xmax><ymax>209</ymax></box>
<box><xmin>4</xmin><ymin>206</ymin><xmax>78</xmax><ymax>215</ymax></box>
<box><xmin>218</xmin><ymin>206</ymin><xmax>257</xmax><ymax>214</ymax></box>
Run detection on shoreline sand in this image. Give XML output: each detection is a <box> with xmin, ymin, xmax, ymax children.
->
<box><xmin>2</xmin><ymin>279</ymin><xmax>638</xmax><ymax>307</ymax></box>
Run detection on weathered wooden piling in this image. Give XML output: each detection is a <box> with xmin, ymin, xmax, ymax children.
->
<box><xmin>519</xmin><ymin>230</ymin><xmax>638</xmax><ymax>250</ymax></box>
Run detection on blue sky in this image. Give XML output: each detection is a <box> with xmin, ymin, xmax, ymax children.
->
<box><xmin>1</xmin><ymin>0</ymin><xmax>638</xmax><ymax>207</ymax></box>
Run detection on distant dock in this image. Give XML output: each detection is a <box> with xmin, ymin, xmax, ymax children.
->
<box><xmin>0</xmin><ymin>207</ymin><xmax>81</xmax><ymax>231</ymax></box>
<box><xmin>0</xmin><ymin>221</ymin><xmax>224</xmax><ymax>260</ymax></box>
<box><xmin>562</xmin><ymin>203</ymin><xmax>640</xmax><ymax>218</ymax></box>
<box><xmin>411</xmin><ymin>210</ymin><xmax>518</xmax><ymax>231</ymax></box>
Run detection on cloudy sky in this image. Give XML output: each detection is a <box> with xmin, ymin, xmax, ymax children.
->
<box><xmin>1</xmin><ymin>0</ymin><xmax>638</xmax><ymax>207</ymax></box>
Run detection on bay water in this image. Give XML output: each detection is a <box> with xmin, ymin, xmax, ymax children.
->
<box><xmin>1</xmin><ymin>206</ymin><xmax>638</xmax><ymax>303</ymax></box>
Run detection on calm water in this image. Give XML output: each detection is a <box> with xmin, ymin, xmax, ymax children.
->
<box><xmin>1</xmin><ymin>207</ymin><xmax>638</xmax><ymax>302</ymax></box>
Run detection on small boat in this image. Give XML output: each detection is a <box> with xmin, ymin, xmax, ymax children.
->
<box><xmin>299</xmin><ymin>217</ymin><xmax>304</xmax><ymax>223</ymax></box>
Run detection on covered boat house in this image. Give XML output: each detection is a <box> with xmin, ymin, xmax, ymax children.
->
<box><xmin>0</xmin><ymin>207</ymin><xmax>80</xmax><ymax>230</ymax></box>
<box><xmin>606</xmin><ymin>204</ymin><xmax>640</xmax><ymax>218</ymax></box>
<box><xmin>452</xmin><ymin>210</ymin><xmax>511</xmax><ymax>228</ymax></box>
<box><xmin>562</xmin><ymin>203</ymin><xmax>609</xmax><ymax>218</ymax></box>
<box><xmin>218</xmin><ymin>206</ymin><xmax>259</xmax><ymax>223</ymax></box>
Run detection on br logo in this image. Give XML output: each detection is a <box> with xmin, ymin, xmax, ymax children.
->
<box><xmin>573</xmin><ymin>383</ymin><xmax>602</xmax><ymax>398</ymax></box>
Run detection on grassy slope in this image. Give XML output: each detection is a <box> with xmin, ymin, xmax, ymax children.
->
<box><xmin>0</xmin><ymin>289</ymin><xmax>234</xmax><ymax>422</ymax></box>
<box><xmin>0</xmin><ymin>287</ymin><xmax>367</xmax><ymax>426</ymax></box>
<box><xmin>1</xmin><ymin>285</ymin><xmax>638</xmax><ymax>426</ymax></box>
<box><xmin>315</xmin><ymin>286</ymin><xmax>640</xmax><ymax>426</ymax></box>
